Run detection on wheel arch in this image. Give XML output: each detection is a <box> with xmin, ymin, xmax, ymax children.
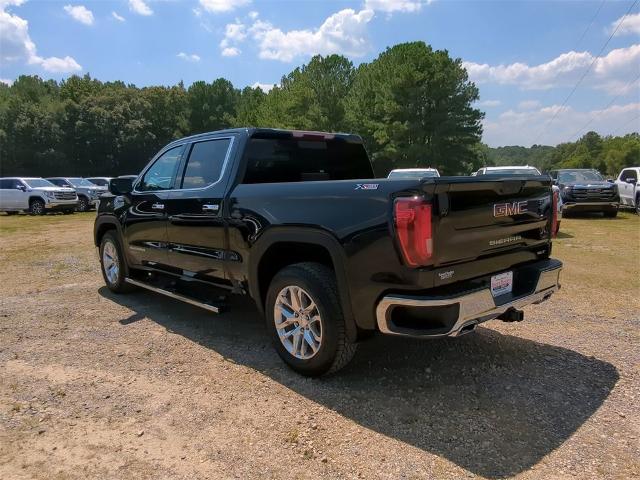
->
<box><xmin>94</xmin><ymin>215</ymin><xmax>122</xmax><ymax>247</ymax></box>
<box><xmin>28</xmin><ymin>195</ymin><xmax>45</xmax><ymax>205</ymax></box>
<box><xmin>249</xmin><ymin>228</ymin><xmax>357</xmax><ymax>342</ymax></box>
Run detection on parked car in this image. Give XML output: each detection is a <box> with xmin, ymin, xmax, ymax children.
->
<box><xmin>46</xmin><ymin>177</ymin><xmax>104</xmax><ymax>211</ymax></box>
<box><xmin>0</xmin><ymin>177</ymin><xmax>77</xmax><ymax>215</ymax></box>
<box><xmin>387</xmin><ymin>168</ymin><xmax>440</xmax><ymax>179</ymax></box>
<box><xmin>614</xmin><ymin>167</ymin><xmax>640</xmax><ymax>214</ymax></box>
<box><xmin>86</xmin><ymin>177</ymin><xmax>113</xmax><ymax>188</ymax></box>
<box><xmin>548</xmin><ymin>169</ymin><xmax>619</xmax><ymax>217</ymax></box>
<box><xmin>95</xmin><ymin>128</ymin><xmax>562</xmax><ymax>376</ymax></box>
<box><xmin>473</xmin><ymin>165</ymin><xmax>561</xmax><ymax>234</ymax></box>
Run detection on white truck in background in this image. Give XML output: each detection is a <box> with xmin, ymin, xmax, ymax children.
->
<box><xmin>0</xmin><ymin>177</ymin><xmax>78</xmax><ymax>215</ymax></box>
<box><xmin>615</xmin><ymin>167</ymin><xmax>640</xmax><ymax>214</ymax></box>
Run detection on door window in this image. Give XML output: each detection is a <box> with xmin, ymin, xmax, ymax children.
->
<box><xmin>622</xmin><ymin>169</ymin><xmax>637</xmax><ymax>182</ymax></box>
<box><xmin>180</xmin><ymin>138</ymin><xmax>231</xmax><ymax>189</ymax></box>
<box><xmin>0</xmin><ymin>179</ymin><xmax>12</xmax><ymax>189</ymax></box>
<box><xmin>138</xmin><ymin>145</ymin><xmax>185</xmax><ymax>192</ymax></box>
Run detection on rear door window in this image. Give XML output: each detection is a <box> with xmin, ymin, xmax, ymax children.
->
<box><xmin>180</xmin><ymin>138</ymin><xmax>232</xmax><ymax>189</ymax></box>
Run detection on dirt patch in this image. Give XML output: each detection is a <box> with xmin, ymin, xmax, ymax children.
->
<box><xmin>0</xmin><ymin>212</ymin><xmax>638</xmax><ymax>479</ymax></box>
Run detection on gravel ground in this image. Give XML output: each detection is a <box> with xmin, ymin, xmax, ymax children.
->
<box><xmin>0</xmin><ymin>212</ymin><xmax>638</xmax><ymax>479</ymax></box>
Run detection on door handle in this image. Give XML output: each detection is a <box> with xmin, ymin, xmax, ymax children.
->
<box><xmin>202</xmin><ymin>204</ymin><xmax>219</xmax><ymax>213</ymax></box>
<box><xmin>151</xmin><ymin>203</ymin><xmax>165</xmax><ymax>210</ymax></box>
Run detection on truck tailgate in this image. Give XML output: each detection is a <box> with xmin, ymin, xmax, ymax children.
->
<box><xmin>421</xmin><ymin>176</ymin><xmax>553</xmax><ymax>266</ymax></box>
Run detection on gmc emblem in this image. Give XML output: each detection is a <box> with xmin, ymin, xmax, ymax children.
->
<box><xmin>494</xmin><ymin>201</ymin><xmax>528</xmax><ymax>217</ymax></box>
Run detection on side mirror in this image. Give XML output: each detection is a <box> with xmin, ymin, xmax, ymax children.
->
<box><xmin>626</xmin><ymin>177</ymin><xmax>637</xmax><ymax>184</ymax></box>
<box><xmin>109</xmin><ymin>177</ymin><xmax>134</xmax><ymax>195</ymax></box>
<box><xmin>16</xmin><ymin>185</ymin><xmax>26</xmax><ymax>191</ymax></box>
<box><xmin>551</xmin><ymin>179</ymin><xmax>558</xmax><ymax>185</ymax></box>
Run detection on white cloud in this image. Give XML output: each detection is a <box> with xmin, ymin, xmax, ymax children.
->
<box><xmin>478</xmin><ymin>99</ymin><xmax>501</xmax><ymax>107</ymax></box>
<box><xmin>63</xmin><ymin>5</ymin><xmax>94</xmax><ymax>25</ymax></box>
<box><xmin>0</xmin><ymin>78</ymin><xmax>13</xmax><ymax>85</ymax></box>
<box><xmin>483</xmin><ymin>102</ymin><xmax>640</xmax><ymax>146</ymax></box>
<box><xmin>199</xmin><ymin>0</ymin><xmax>250</xmax><ymax>13</ymax></box>
<box><xmin>249</xmin><ymin>8</ymin><xmax>375</xmax><ymax>62</ymax></box>
<box><xmin>111</xmin><ymin>11</ymin><xmax>125</xmax><ymax>22</ymax></box>
<box><xmin>464</xmin><ymin>44</ymin><xmax>640</xmax><ymax>93</ymax></box>
<box><xmin>611</xmin><ymin>12</ymin><xmax>640</xmax><ymax>36</ymax></box>
<box><xmin>221</xmin><ymin>47</ymin><xmax>240</xmax><ymax>57</ymax></box>
<box><xmin>177</xmin><ymin>52</ymin><xmax>201</xmax><ymax>62</ymax></box>
<box><xmin>518</xmin><ymin>100</ymin><xmax>541</xmax><ymax>110</ymax></box>
<box><xmin>38</xmin><ymin>55</ymin><xmax>82</xmax><ymax>72</ymax></box>
<box><xmin>248</xmin><ymin>10</ymin><xmax>258</xmax><ymax>19</ymax></box>
<box><xmin>129</xmin><ymin>0</ymin><xmax>152</xmax><ymax>16</ymax></box>
<box><xmin>0</xmin><ymin>1</ymin><xmax>82</xmax><ymax>73</ymax></box>
<box><xmin>251</xmin><ymin>81</ymin><xmax>275</xmax><ymax>92</ymax></box>
<box><xmin>192</xmin><ymin>8</ymin><xmax>201</xmax><ymax>17</ymax></box>
<box><xmin>220</xmin><ymin>21</ymin><xmax>246</xmax><ymax>48</ymax></box>
<box><xmin>364</xmin><ymin>0</ymin><xmax>431</xmax><ymax>13</ymax></box>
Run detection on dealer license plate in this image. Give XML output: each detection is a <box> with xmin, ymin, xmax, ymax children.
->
<box><xmin>491</xmin><ymin>271</ymin><xmax>513</xmax><ymax>297</ymax></box>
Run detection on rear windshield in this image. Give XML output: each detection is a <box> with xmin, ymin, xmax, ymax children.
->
<box><xmin>242</xmin><ymin>135</ymin><xmax>373</xmax><ymax>184</ymax></box>
<box><xmin>388</xmin><ymin>170</ymin><xmax>439</xmax><ymax>179</ymax></box>
<box><xmin>481</xmin><ymin>168</ymin><xmax>541</xmax><ymax>175</ymax></box>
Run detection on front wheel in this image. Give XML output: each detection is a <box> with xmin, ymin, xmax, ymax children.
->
<box><xmin>99</xmin><ymin>232</ymin><xmax>135</xmax><ymax>293</ymax></box>
<box><xmin>265</xmin><ymin>262</ymin><xmax>357</xmax><ymax>376</ymax></box>
<box><xmin>29</xmin><ymin>199</ymin><xmax>45</xmax><ymax>215</ymax></box>
<box><xmin>77</xmin><ymin>196</ymin><xmax>89</xmax><ymax>212</ymax></box>
<box><xmin>603</xmin><ymin>209</ymin><xmax>618</xmax><ymax>218</ymax></box>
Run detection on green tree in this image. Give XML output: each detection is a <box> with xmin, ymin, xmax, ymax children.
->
<box><xmin>346</xmin><ymin>42</ymin><xmax>484</xmax><ymax>175</ymax></box>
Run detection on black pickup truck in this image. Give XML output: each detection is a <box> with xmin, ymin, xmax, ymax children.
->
<box><xmin>95</xmin><ymin>128</ymin><xmax>562</xmax><ymax>376</ymax></box>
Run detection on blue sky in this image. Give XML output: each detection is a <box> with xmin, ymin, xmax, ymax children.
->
<box><xmin>1</xmin><ymin>0</ymin><xmax>639</xmax><ymax>146</ymax></box>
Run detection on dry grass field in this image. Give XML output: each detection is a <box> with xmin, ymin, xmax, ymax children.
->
<box><xmin>0</xmin><ymin>211</ymin><xmax>638</xmax><ymax>479</ymax></box>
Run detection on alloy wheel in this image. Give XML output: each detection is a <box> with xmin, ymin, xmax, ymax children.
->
<box><xmin>102</xmin><ymin>241</ymin><xmax>120</xmax><ymax>284</ymax></box>
<box><xmin>274</xmin><ymin>285</ymin><xmax>323</xmax><ymax>360</ymax></box>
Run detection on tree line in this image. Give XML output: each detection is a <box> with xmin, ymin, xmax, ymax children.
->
<box><xmin>0</xmin><ymin>41</ymin><xmax>637</xmax><ymax>178</ymax></box>
<box><xmin>481</xmin><ymin>131</ymin><xmax>640</xmax><ymax>177</ymax></box>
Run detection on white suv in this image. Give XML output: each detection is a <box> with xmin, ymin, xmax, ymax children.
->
<box><xmin>615</xmin><ymin>167</ymin><xmax>639</xmax><ymax>214</ymax></box>
<box><xmin>0</xmin><ymin>177</ymin><xmax>78</xmax><ymax>215</ymax></box>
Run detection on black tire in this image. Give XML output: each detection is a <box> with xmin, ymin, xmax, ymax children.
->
<box><xmin>29</xmin><ymin>199</ymin><xmax>45</xmax><ymax>215</ymax></box>
<box><xmin>636</xmin><ymin>194</ymin><xmax>640</xmax><ymax>215</ymax></box>
<box><xmin>77</xmin><ymin>196</ymin><xmax>89</xmax><ymax>212</ymax></box>
<box><xmin>603</xmin><ymin>209</ymin><xmax>618</xmax><ymax>218</ymax></box>
<box><xmin>99</xmin><ymin>231</ymin><xmax>136</xmax><ymax>293</ymax></box>
<box><xmin>265</xmin><ymin>262</ymin><xmax>357</xmax><ymax>376</ymax></box>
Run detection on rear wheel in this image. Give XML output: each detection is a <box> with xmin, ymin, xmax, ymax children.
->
<box><xmin>29</xmin><ymin>199</ymin><xmax>45</xmax><ymax>215</ymax></box>
<box><xmin>99</xmin><ymin>231</ymin><xmax>135</xmax><ymax>293</ymax></box>
<box><xmin>265</xmin><ymin>262</ymin><xmax>357</xmax><ymax>376</ymax></box>
<box><xmin>77</xmin><ymin>196</ymin><xmax>89</xmax><ymax>212</ymax></box>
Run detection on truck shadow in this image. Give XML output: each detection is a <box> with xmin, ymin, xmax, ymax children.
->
<box><xmin>100</xmin><ymin>288</ymin><xmax>619</xmax><ymax>479</ymax></box>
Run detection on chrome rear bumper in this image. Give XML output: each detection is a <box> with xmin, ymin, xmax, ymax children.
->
<box><xmin>376</xmin><ymin>264</ymin><xmax>562</xmax><ymax>338</ymax></box>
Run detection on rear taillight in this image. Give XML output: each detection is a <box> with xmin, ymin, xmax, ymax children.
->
<box><xmin>551</xmin><ymin>189</ymin><xmax>559</xmax><ymax>238</ymax></box>
<box><xmin>394</xmin><ymin>197</ymin><xmax>433</xmax><ymax>267</ymax></box>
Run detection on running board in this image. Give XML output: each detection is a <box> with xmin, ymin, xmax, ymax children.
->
<box><xmin>124</xmin><ymin>277</ymin><xmax>221</xmax><ymax>313</ymax></box>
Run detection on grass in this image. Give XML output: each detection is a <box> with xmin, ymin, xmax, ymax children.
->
<box><xmin>0</xmin><ymin>211</ymin><xmax>96</xmax><ymax>235</ymax></box>
<box><xmin>553</xmin><ymin>210</ymin><xmax>640</xmax><ymax>316</ymax></box>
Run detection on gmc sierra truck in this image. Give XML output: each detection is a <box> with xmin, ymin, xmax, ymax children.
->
<box><xmin>95</xmin><ymin>128</ymin><xmax>562</xmax><ymax>376</ymax></box>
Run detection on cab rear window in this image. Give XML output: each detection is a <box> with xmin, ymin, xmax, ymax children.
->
<box><xmin>242</xmin><ymin>135</ymin><xmax>373</xmax><ymax>184</ymax></box>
